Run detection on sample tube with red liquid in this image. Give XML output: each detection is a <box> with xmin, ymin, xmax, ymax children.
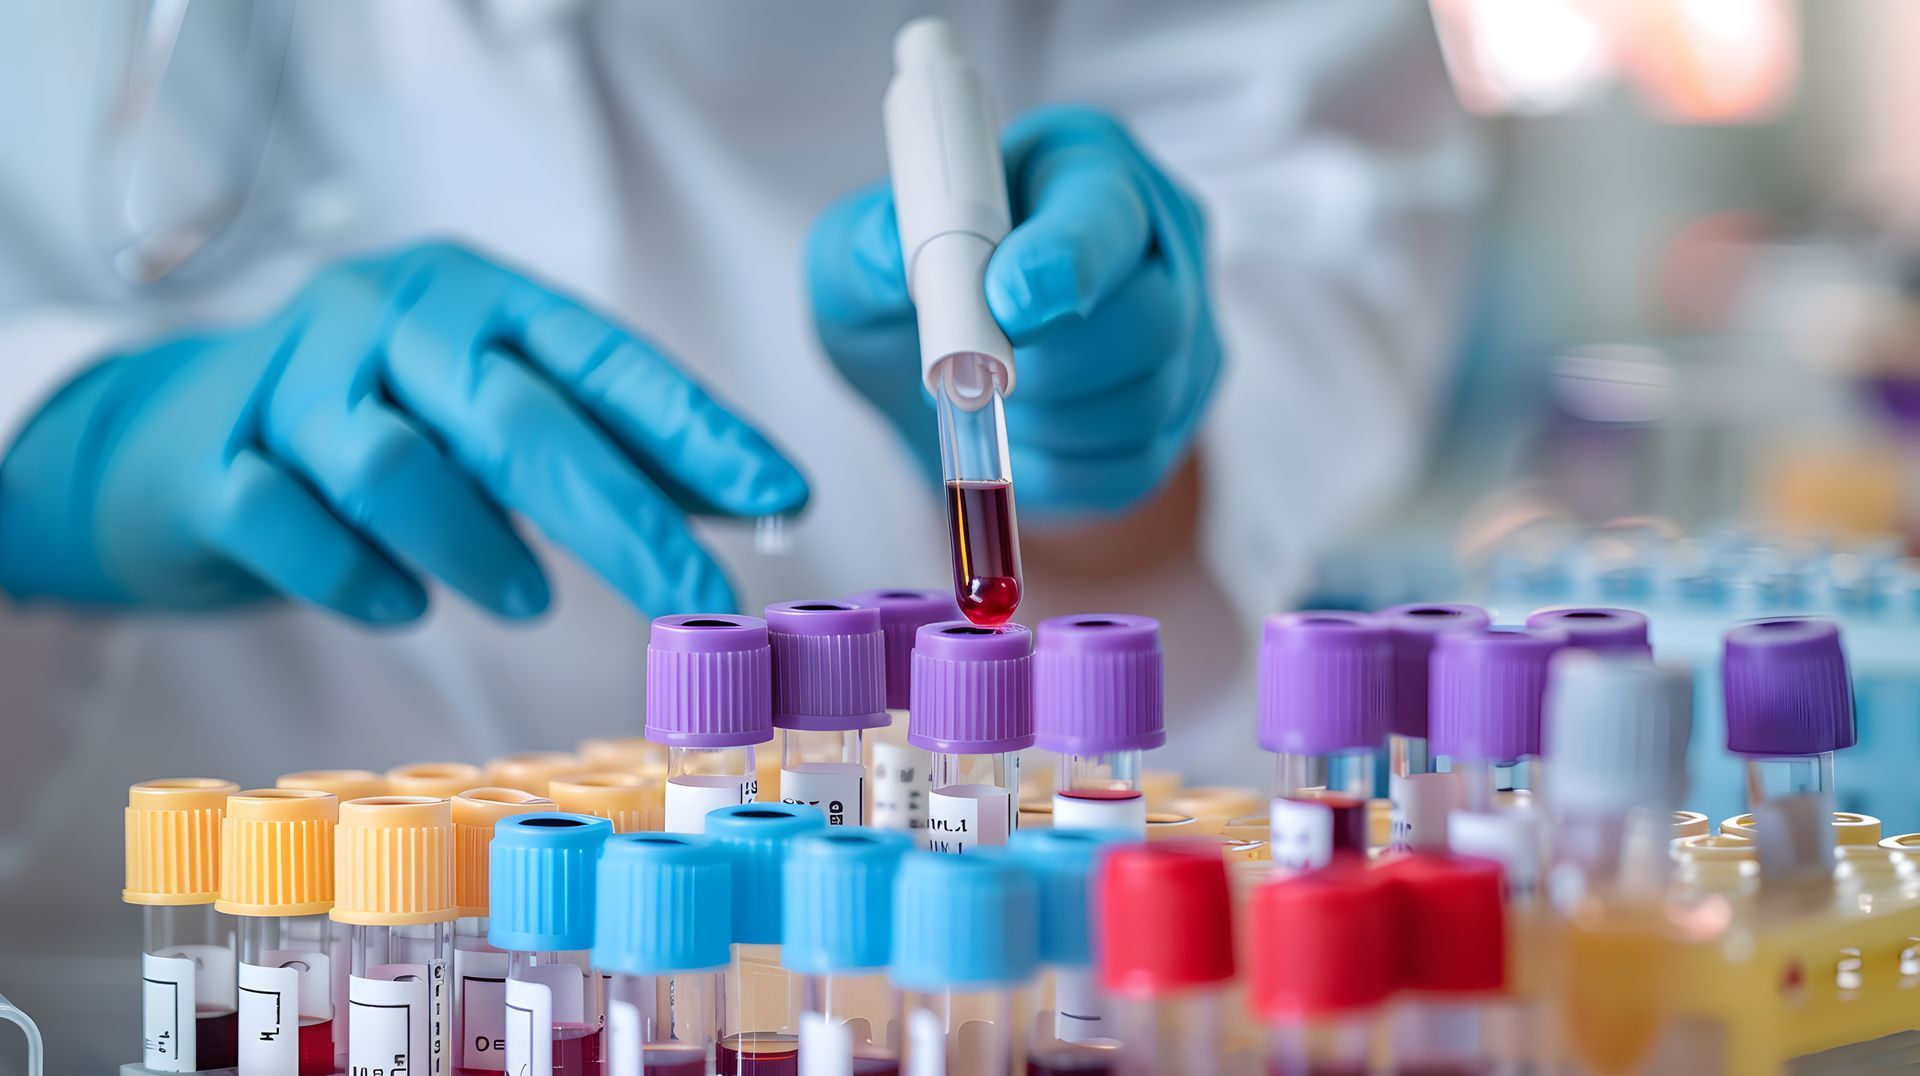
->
<box><xmin>489</xmin><ymin>812</ymin><xmax>615</xmax><ymax>1076</ymax></box>
<box><xmin>910</xmin><ymin>622</ymin><xmax>1036</xmax><ymax>852</ymax></box>
<box><xmin>595</xmin><ymin>834</ymin><xmax>732</xmax><ymax>1076</ymax></box>
<box><xmin>125</xmin><ymin>778</ymin><xmax>242</xmax><ymax>1073</ymax></box>
<box><xmin>452</xmin><ymin>787</ymin><xmax>556</xmax><ymax>1075</ymax></box>
<box><xmin>766</xmin><ymin>600</ymin><xmax>890</xmax><ymax>828</ymax></box>
<box><xmin>1034</xmin><ymin>615</ymin><xmax>1166</xmax><ymax>835</ymax></box>
<box><xmin>783</xmin><ymin>829</ymin><xmax>914</xmax><ymax>1075</ymax></box>
<box><xmin>646</xmin><ymin>614</ymin><xmax>775</xmax><ymax>835</ymax></box>
<box><xmin>881</xmin><ymin>17</ymin><xmax>1026</xmax><ymax>627</ymax></box>
<box><xmin>1249</xmin><ymin>863</ymin><xmax>1395</xmax><ymax>1076</ymax></box>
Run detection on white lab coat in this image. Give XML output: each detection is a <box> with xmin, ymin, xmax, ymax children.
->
<box><xmin>0</xmin><ymin>2</ymin><xmax>1475</xmax><ymax>1063</ymax></box>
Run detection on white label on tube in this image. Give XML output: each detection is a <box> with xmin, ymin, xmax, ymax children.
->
<box><xmin>926</xmin><ymin>784</ymin><xmax>1011</xmax><ymax>853</ymax></box>
<box><xmin>1269</xmin><ymin>798</ymin><xmax>1334</xmax><ymax>872</ymax></box>
<box><xmin>665</xmin><ymin>775</ymin><xmax>751</xmax><ymax>834</ymax></box>
<box><xmin>907</xmin><ymin>1008</ymin><xmax>947</xmax><ymax>1076</ymax></box>
<box><xmin>505</xmin><ymin>975</ymin><xmax>553</xmax><ymax>1076</ymax></box>
<box><xmin>238</xmin><ymin>960</ymin><xmax>305</xmax><ymax>1072</ymax></box>
<box><xmin>1052</xmin><ymin>966</ymin><xmax>1112</xmax><ymax>1045</ymax></box>
<box><xmin>871</xmin><ymin>741</ymin><xmax>931</xmax><ymax>833</ymax></box>
<box><xmin>348</xmin><ymin>964</ymin><xmax>436</xmax><ymax>1075</ymax></box>
<box><xmin>799</xmin><ymin>1010</ymin><xmax>855</xmax><ymax>1076</ymax></box>
<box><xmin>457</xmin><ymin>948</ymin><xmax>509</xmax><ymax>1069</ymax></box>
<box><xmin>1051</xmin><ymin>791</ymin><xmax>1147</xmax><ymax>835</ymax></box>
<box><xmin>1448</xmin><ymin>808</ymin><xmax>1545</xmax><ymax>906</ymax></box>
<box><xmin>781</xmin><ymin>764</ymin><xmax>866</xmax><ymax>827</ymax></box>
<box><xmin>142</xmin><ymin>952</ymin><xmax>197</xmax><ymax>1071</ymax></box>
<box><xmin>607</xmin><ymin>998</ymin><xmax>641</xmax><ymax>1076</ymax></box>
<box><xmin>1389</xmin><ymin>771</ymin><xmax>1460</xmax><ymax>852</ymax></box>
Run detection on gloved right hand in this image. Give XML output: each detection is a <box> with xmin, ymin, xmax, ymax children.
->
<box><xmin>0</xmin><ymin>242</ymin><xmax>809</xmax><ymax>623</ymax></box>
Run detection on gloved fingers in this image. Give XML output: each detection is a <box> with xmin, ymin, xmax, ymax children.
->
<box><xmin>998</xmin><ymin>258</ymin><xmax>1184</xmax><ymax>404</ymax></box>
<box><xmin>270</xmin><ymin>401</ymin><xmax>552</xmax><ymax>620</ymax></box>
<box><xmin>506</xmin><ymin>291</ymin><xmax>809</xmax><ymax>519</ymax></box>
<box><xmin>1008</xmin><ymin>437</ymin><xmax>1185</xmax><ymax>520</ymax></box>
<box><xmin>805</xmin><ymin>182</ymin><xmax>913</xmax><ymax>331</ymax></box>
<box><xmin>1003</xmin><ymin>356</ymin><xmax>1186</xmax><ymax>457</ymax></box>
<box><xmin>989</xmin><ymin>137</ymin><xmax>1154</xmax><ymax>345</ymax></box>
<box><xmin>202</xmin><ymin>448</ymin><xmax>428</xmax><ymax>625</ymax></box>
<box><xmin>385</xmin><ymin>339</ymin><xmax>738</xmax><ymax>616</ymax></box>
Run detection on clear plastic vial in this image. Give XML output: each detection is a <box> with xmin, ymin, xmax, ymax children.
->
<box><xmin>488</xmin><ymin>813</ymin><xmax>614</xmax><ymax>1076</ymax></box>
<box><xmin>595</xmin><ymin>833</ymin><xmax>733</xmax><ymax>1076</ymax></box>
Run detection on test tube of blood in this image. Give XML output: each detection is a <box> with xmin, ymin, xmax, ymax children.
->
<box><xmin>911</xmin><ymin>621</ymin><xmax>1036</xmax><ymax>852</ymax></box>
<box><xmin>333</xmin><ymin>796</ymin><xmax>456</xmax><ymax>1075</ymax></box>
<box><xmin>125</xmin><ymin>778</ymin><xmax>241</xmax><ymax>1073</ymax></box>
<box><xmin>1008</xmin><ymin>828</ymin><xmax>1129</xmax><ymax>1072</ymax></box>
<box><xmin>1248</xmin><ymin>863</ymin><xmax>1395</xmax><ymax>1076</ymax></box>
<box><xmin>782</xmin><ymin>828</ymin><xmax>914</xmax><ymax>1073</ymax></box>
<box><xmin>767</xmin><ymin>600</ymin><xmax>891</xmax><ymax>827</ymax></box>
<box><xmin>1722</xmin><ymin>617</ymin><xmax>1856</xmax><ymax>880</ymax></box>
<box><xmin>703</xmin><ymin>802</ymin><xmax>828</xmax><ymax>1075</ymax></box>
<box><xmin>1380</xmin><ymin>605</ymin><xmax>1489</xmax><ymax>853</ymax></box>
<box><xmin>594</xmin><ymin>833</ymin><xmax>732</xmax><ymax>1076</ymax></box>
<box><xmin>646</xmin><ymin>614</ymin><xmax>775</xmax><ymax>834</ymax></box>
<box><xmin>386</xmin><ymin>762</ymin><xmax>484</xmax><ymax>799</ymax></box>
<box><xmin>1428</xmin><ymin>627</ymin><xmax>1567</xmax><ymax>813</ymax></box>
<box><xmin>218</xmin><ymin>788</ymin><xmax>341</xmax><ymax>1075</ymax></box>
<box><xmin>1379</xmin><ymin>854</ymin><xmax>1507</xmax><ymax>1076</ymax></box>
<box><xmin>1525</xmin><ymin>606</ymin><xmax>1653</xmax><ymax>657</ymax></box>
<box><xmin>275</xmin><ymin>768</ymin><xmax>382</xmax><ymax>1067</ymax></box>
<box><xmin>450</xmin><ymin>787</ymin><xmax>553</xmax><ymax>1076</ymax></box>
<box><xmin>844</xmin><ymin>589</ymin><xmax>959</xmax><ymax>838</ymax></box>
<box><xmin>489</xmin><ymin>812</ymin><xmax>614</xmax><ymax>1076</ymax></box>
<box><xmin>1257</xmin><ymin>613</ymin><xmax>1392</xmax><ymax>804</ymax></box>
<box><xmin>890</xmin><ymin>850</ymin><xmax>1040</xmax><ymax>1075</ymax></box>
<box><xmin>882</xmin><ymin>18</ymin><xmax>1026</xmax><ymax>627</ymax></box>
<box><xmin>483</xmin><ymin>753</ymin><xmax>582</xmax><ymax>798</ymax></box>
<box><xmin>1096</xmin><ymin>842</ymin><xmax>1238</xmax><ymax>1076</ymax></box>
<box><xmin>1034</xmin><ymin>615</ymin><xmax>1165</xmax><ymax>835</ymax></box>
<box><xmin>548</xmin><ymin>772</ymin><xmax>652</xmax><ymax>833</ymax></box>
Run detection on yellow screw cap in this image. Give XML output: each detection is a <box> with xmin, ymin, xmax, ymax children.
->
<box><xmin>549</xmin><ymin>772</ymin><xmax>655</xmax><ymax>833</ymax></box>
<box><xmin>333</xmin><ymin>796</ymin><xmax>456</xmax><ymax>926</ymax></box>
<box><xmin>453</xmin><ymin>787</ymin><xmax>555</xmax><ymax>916</ymax></box>
<box><xmin>577</xmin><ymin>737</ymin><xmax>667</xmax><ymax>775</ymax></box>
<box><xmin>386</xmin><ymin>762</ymin><xmax>483</xmax><ymax>798</ymax></box>
<box><xmin>125</xmin><ymin>779</ymin><xmax>241</xmax><ymax>906</ymax></box>
<box><xmin>1719</xmin><ymin>810</ymin><xmax>1881</xmax><ymax>845</ymax></box>
<box><xmin>1671</xmin><ymin>810</ymin><xmax>1710</xmax><ymax>839</ymax></box>
<box><xmin>278</xmin><ymin>769</ymin><xmax>388</xmax><ymax>803</ymax></box>
<box><xmin>484</xmin><ymin>752</ymin><xmax>582</xmax><ymax>795</ymax></box>
<box><xmin>218</xmin><ymin>789</ymin><xmax>338</xmax><ymax>918</ymax></box>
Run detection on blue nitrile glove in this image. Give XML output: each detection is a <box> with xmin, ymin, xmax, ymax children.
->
<box><xmin>807</xmin><ymin>105</ymin><xmax>1220</xmax><ymax>518</ymax></box>
<box><xmin>0</xmin><ymin>242</ymin><xmax>808</xmax><ymax>624</ymax></box>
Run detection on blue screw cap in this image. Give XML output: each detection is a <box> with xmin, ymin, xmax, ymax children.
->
<box><xmin>890</xmin><ymin>849</ymin><xmax>1038</xmax><ymax>992</ymax></box>
<box><xmin>1007</xmin><ymin>828</ymin><xmax>1130</xmax><ymax>967</ymax></box>
<box><xmin>488</xmin><ymin>812</ymin><xmax>613</xmax><ymax>952</ymax></box>
<box><xmin>704</xmin><ymin>803</ymin><xmax>828</xmax><ymax>945</ymax></box>
<box><xmin>783</xmin><ymin>828</ymin><xmax>913</xmax><ymax>975</ymax></box>
<box><xmin>592</xmin><ymin>833</ymin><xmax>732</xmax><ymax>975</ymax></box>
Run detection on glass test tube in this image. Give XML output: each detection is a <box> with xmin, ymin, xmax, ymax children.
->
<box><xmin>911</xmin><ymin>622</ymin><xmax>1036</xmax><ymax>853</ymax></box>
<box><xmin>1257</xmin><ymin>613</ymin><xmax>1393</xmax><ymax>821</ymax></box>
<box><xmin>845</xmin><ymin>589</ymin><xmax>957</xmax><ymax>838</ymax></box>
<box><xmin>1010</xmin><ymin>829</ymin><xmax>1127</xmax><ymax>1074</ymax></box>
<box><xmin>1035</xmin><ymin>615</ymin><xmax>1165</xmax><ymax>836</ymax></box>
<box><xmin>335</xmin><ymin>797</ymin><xmax>456</xmax><ymax>1076</ymax></box>
<box><xmin>767</xmin><ymin>600</ymin><xmax>892</xmax><ymax>828</ymax></box>
<box><xmin>126</xmin><ymin>778</ymin><xmax>241</xmax><ymax>1074</ymax></box>
<box><xmin>1097</xmin><ymin>844</ymin><xmax>1237</xmax><ymax>1076</ymax></box>
<box><xmin>706</xmin><ymin>803</ymin><xmax>828</xmax><ymax>1075</ymax></box>
<box><xmin>647</xmin><ymin>614</ymin><xmax>776</xmax><ymax>835</ymax></box>
<box><xmin>489</xmin><ymin>813</ymin><xmax>614</xmax><ymax>1076</ymax></box>
<box><xmin>784</xmin><ymin>829</ymin><xmax>913</xmax><ymax>1075</ymax></box>
<box><xmin>451</xmin><ymin>787</ymin><xmax>553</xmax><ymax>1075</ymax></box>
<box><xmin>891</xmin><ymin>850</ymin><xmax>1038</xmax><ymax>1076</ymax></box>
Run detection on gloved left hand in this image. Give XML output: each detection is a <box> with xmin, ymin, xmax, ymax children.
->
<box><xmin>807</xmin><ymin>105</ymin><xmax>1220</xmax><ymax>517</ymax></box>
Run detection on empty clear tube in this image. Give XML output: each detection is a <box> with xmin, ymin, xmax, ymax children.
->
<box><xmin>767</xmin><ymin>600</ymin><xmax>891</xmax><ymax>829</ymax></box>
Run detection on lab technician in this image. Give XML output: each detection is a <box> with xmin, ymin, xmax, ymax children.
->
<box><xmin>0</xmin><ymin>2</ymin><xmax>1474</xmax><ymax>1064</ymax></box>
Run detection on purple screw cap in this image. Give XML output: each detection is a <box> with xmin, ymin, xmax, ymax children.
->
<box><xmin>1032</xmin><ymin>615</ymin><xmax>1166</xmax><ymax>755</ymax></box>
<box><xmin>765</xmin><ymin>600</ymin><xmax>889</xmax><ymax>732</ymax></box>
<box><xmin>909</xmin><ymin>622</ymin><xmax>1035</xmax><ymax>754</ymax></box>
<box><xmin>644</xmin><ymin>615</ymin><xmax>773</xmax><ymax>749</ymax></box>
<box><xmin>1379</xmin><ymin>603</ymin><xmax>1492</xmax><ymax>738</ymax></box>
<box><xmin>1722</xmin><ymin>617</ymin><xmax>1856</xmax><ymax>757</ymax></box>
<box><xmin>845</xmin><ymin>589</ymin><xmax>962</xmax><ymax>711</ymax></box>
<box><xmin>1525</xmin><ymin>607</ymin><xmax>1652</xmax><ymax>656</ymax></box>
<box><xmin>1256</xmin><ymin>612</ymin><xmax>1392</xmax><ymax>755</ymax></box>
<box><xmin>1428</xmin><ymin>628</ymin><xmax>1567</xmax><ymax>764</ymax></box>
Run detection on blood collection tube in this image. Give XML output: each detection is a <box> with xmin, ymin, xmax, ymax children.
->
<box><xmin>218</xmin><ymin>788</ymin><xmax>340</xmax><ymax>1075</ymax></box>
<box><xmin>277</xmin><ymin>768</ymin><xmax>388</xmax><ymax>802</ymax></box>
<box><xmin>1380</xmin><ymin>605</ymin><xmax>1488</xmax><ymax>853</ymax></box>
<box><xmin>910</xmin><ymin>621</ymin><xmax>1035</xmax><ymax>852</ymax></box>
<box><xmin>1009</xmin><ymin>828</ymin><xmax>1128</xmax><ymax>1073</ymax></box>
<box><xmin>647</xmin><ymin>614</ymin><xmax>775</xmax><ymax>834</ymax></box>
<box><xmin>783</xmin><ymin>828</ymin><xmax>914</xmax><ymax>1074</ymax></box>
<box><xmin>704</xmin><ymin>802</ymin><xmax>828</xmax><ymax>1074</ymax></box>
<box><xmin>1722</xmin><ymin>617</ymin><xmax>1855</xmax><ymax>882</ymax></box>
<box><xmin>882</xmin><ymin>17</ymin><xmax>1024</xmax><ymax>627</ymax></box>
<box><xmin>333</xmin><ymin>796</ymin><xmax>456</xmax><ymax>1075</ymax></box>
<box><xmin>890</xmin><ymin>849</ymin><xmax>1039</xmax><ymax>1074</ymax></box>
<box><xmin>1525</xmin><ymin>606</ymin><xmax>1652</xmax><ymax>657</ymax></box>
<box><xmin>549</xmin><ymin>773</ymin><xmax>652</xmax><ymax>833</ymax></box>
<box><xmin>1096</xmin><ymin>842</ymin><xmax>1238</xmax><ymax>1076</ymax></box>
<box><xmin>387</xmin><ymin>762</ymin><xmax>484</xmax><ymax>799</ymax></box>
<box><xmin>844</xmin><ymin>589</ymin><xmax>958</xmax><ymax>838</ymax></box>
<box><xmin>1248</xmin><ymin>863</ymin><xmax>1394</xmax><ymax>1076</ymax></box>
<box><xmin>1379</xmin><ymin>854</ymin><xmax>1506</xmax><ymax>1076</ymax></box>
<box><xmin>489</xmin><ymin>811</ymin><xmax>614</xmax><ymax>1076</ymax></box>
<box><xmin>485</xmin><ymin>753</ymin><xmax>583</xmax><ymax>797</ymax></box>
<box><xmin>1034</xmin><ymin>615</ymin><xmax>1165</xmax><ymax>835</ymax></box>
<box><xmin>1428</xmin><ymin>627</ymin><xmax>1566</xmax><ymax>813</ymax></box>
<box><xmin>125</xmin><ymin>778</ymin><xmax>241</xmax><ymax>1073</ymax></box>
<box><xmin>767</xmin><ymin>600</ymin><xmax>890</xmax><ymax>828</ymax></box>
<box><xmin>1258</xmin><ymin>613</ymin><xmax>1391</xmax><ymax>804</ymax></box>
<box><xmin>594</xmin><ymin>833</ymin><xmax>732</xmax><ymax>1076</ymax></box>
<box><xmin>451</xmin><ymin>787</ymin><xmax>555</xmax><ymax>1075</ymax></box>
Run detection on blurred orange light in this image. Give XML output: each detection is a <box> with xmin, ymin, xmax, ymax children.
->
<box><xmin>1618</xmin><ymin>0</ymin><xmax>1799</xmax><ymax>124</ymax></box>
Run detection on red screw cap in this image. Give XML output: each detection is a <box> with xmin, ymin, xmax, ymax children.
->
<box><xmin>1249</xmin><ymin>862</ymin><xmax>1394</xmax><ymax>1021</ymax></box>
<box><xmin>1380</xmin><ymin>853</ymin><xmax>1506</xmax><ymax>993</ymax></box>
<box><xmin>1096</xmin><ymin>841</ymin><xmax>1235</xmax><ymax>997</ymax></box>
